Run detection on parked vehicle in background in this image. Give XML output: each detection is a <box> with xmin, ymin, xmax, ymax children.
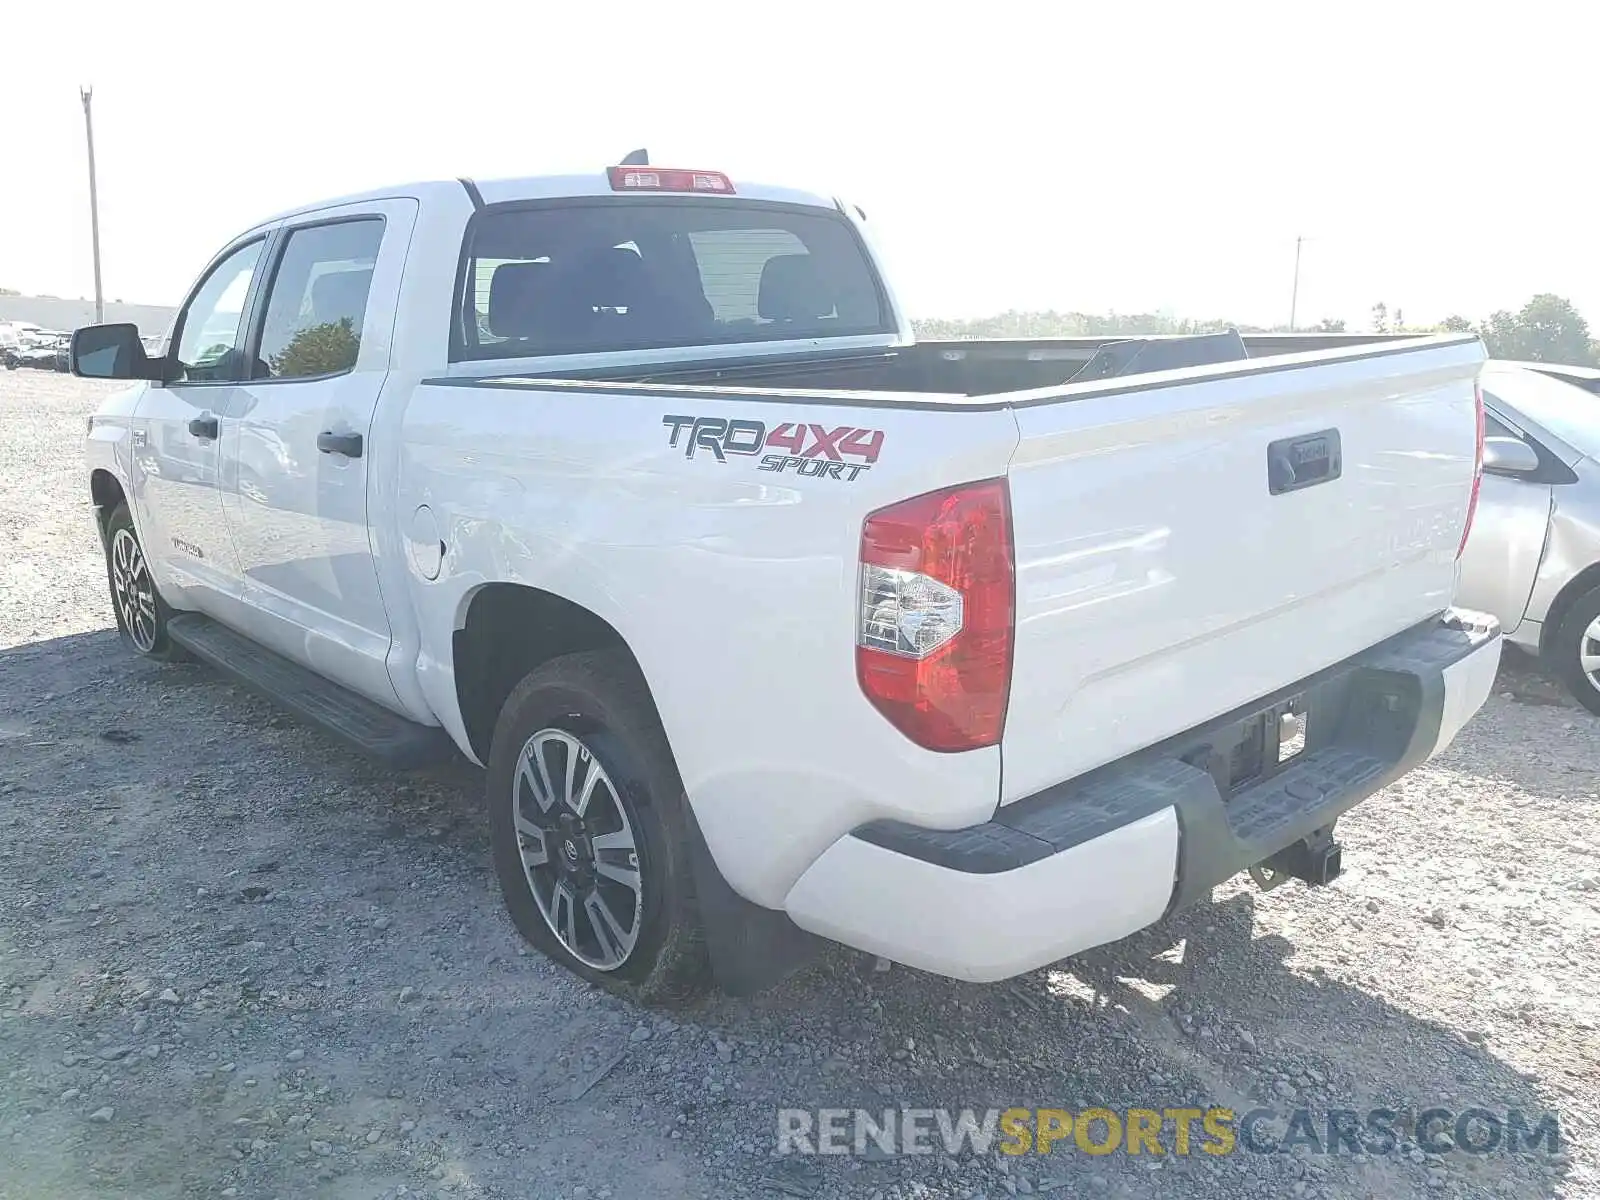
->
<box><xmin>5</xmin><ymin>324</ymin><xmax>72</xmax><ymax>370</ymax></box>
<box><xmin>2</xmin><ymin>321</ymin><xmax>48</xmax><ymax>369</ymax></box>
<box><xmin>1505</xmin><ymin>360</ymin><xmax>1600</xmax><ymax>396</ymax></box>
<box><xmin>0</xmin><ymin>322</ymin><xmax>21</xmax><ymax>369</ymax></box>
<box><xmin>1458</xmin><ymin>361</ymin><xmax>1600</xmax><ymax>713</ymax></box>
<box><xmin>15</xmin><ymin>334</ymin><xmax>68</xmax><ymax>370</ymax></box>
<box><xmin>73</xmin><ymin>159</ymin><xmax>1500</xmax><ymax>1000</ymax></box>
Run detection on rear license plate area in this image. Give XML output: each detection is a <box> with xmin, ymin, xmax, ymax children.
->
<box><xmin>1188</xmin><ymin>694</ymin><xmax>1308</xmax><ymax>799</ymax></box>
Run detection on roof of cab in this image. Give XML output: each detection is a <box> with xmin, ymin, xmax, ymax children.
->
<box><xmin>249</xmin><ymin>172</ymin><xmax>841</xmax><ymax>231</ymax></box>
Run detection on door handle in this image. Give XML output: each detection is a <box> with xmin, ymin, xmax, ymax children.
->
<box><xmin>317</xmin><ymin>431</ymin><xmax>363</xmax><ymax>458</ymax></box>
<box><xmin>188</xmin><ymin>416</ymin><xmax>218</xmax><ymax>439</ymax></box>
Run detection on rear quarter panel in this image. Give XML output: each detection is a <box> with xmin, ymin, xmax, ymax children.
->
<box><xmin>396</xmin><ymin>381</ymin><xmax>1019</xmax><ymax>906</ymax></box>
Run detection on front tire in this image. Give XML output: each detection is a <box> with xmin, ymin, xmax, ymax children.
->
<box><xmin>103</xmin><ymin>503</ymin><xmax>187</xmax><ymax>661</ymax></box>
<box><xmin>486</xmin><ymin>650</ymin><xmax>709</xmax><ymax>1003</ymax></box>
<box><xmin>1547</xmin><ymin>582</ymin><xmax>1600</xmax><ymax>716</ymax></box>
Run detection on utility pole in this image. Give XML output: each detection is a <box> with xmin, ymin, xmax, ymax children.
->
<box><xmin>80</xmin><ymin>86</ymin><xmax>104</xmax><ymax>325</ymax></box>
<box><xmin>1288</xmin><ymin>234</ymin><xmax>1303</xmax><ymax>332</ymax></box>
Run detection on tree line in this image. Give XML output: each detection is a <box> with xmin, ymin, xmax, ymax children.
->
<box><xmin>913</xmin><ymin>294</ymin><xmax>1599</xmax><ymax>367</ymax></box>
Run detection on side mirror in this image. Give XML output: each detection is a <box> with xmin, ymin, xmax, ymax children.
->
<box><xmin>71</xmin><ymin>323</ymin><xmax>161</xmax><ymax>381</ymax></box>
<box><xmin>1482</xmin><ymin>435</ymin><xmax>1541</xmax><ymax>476</ymax></box>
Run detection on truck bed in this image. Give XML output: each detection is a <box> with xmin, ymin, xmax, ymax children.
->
<box><xmin>546</xmin><ymin>331</ymin><xmax>1438</xmax><ymax>398</ymax></box>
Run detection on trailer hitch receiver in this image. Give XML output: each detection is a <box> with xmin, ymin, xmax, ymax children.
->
<box><xmin>1253</xmin><ymin>825</ymin><xmax>1343</xmax><ymax>890</ymax></box>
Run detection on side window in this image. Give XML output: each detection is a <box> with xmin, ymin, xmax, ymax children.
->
<box><xmin>172</xmin><ymin>240</ymin><xmax>265</xmax><ymax>384</ymax></box>
<box><xmin>255</xmin><ymin>218</ymin><xmax>385</xmax><ymax>380</ymax></box>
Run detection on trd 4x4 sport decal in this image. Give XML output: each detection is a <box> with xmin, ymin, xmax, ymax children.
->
<box><xmin>662</xmin><ymin>415</ymin><xmax>884</xmax><ymax>481</ymax></box>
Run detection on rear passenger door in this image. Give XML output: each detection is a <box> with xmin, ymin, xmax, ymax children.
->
<box><xmin>219</xmin><ymin>199</ymin><xmax>417</xmax><ymax>708</ymax></box>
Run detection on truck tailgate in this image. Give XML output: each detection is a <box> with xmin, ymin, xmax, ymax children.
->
<box><xmin>1000</xmin><ymin>336</ymin><xmax>1485</xmax><ymax>804</ymax></box>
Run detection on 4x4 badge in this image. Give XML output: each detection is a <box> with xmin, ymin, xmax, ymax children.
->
<box><xmin>662</xmin><ymin>415</ymin><xmax>883</xmax><ymax>480</ymax></box>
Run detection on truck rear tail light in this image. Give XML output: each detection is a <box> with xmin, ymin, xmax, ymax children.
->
<box><xmin>856</xmin><ymin>479</ymin><xmax>1014</xmax><ymax>752</ymax></box>
<box><xmin>606</xmin><ymin>167</ymin><xmax>734</xmax><ymax>194</ymax></box>
<box><xmin>1458</xmin><ymin>380</ymin><xmax>1485</xmax><ymax>559</ymax></box>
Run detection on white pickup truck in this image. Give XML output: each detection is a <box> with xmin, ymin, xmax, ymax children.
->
<box><xmin>76</xmin><ymin>157</ymin><xmax>1502</xmax><ymax>1001</ymax></box>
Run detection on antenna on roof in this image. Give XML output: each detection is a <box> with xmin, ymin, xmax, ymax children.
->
<box><xmin>619</xmin><ymin>148</ymin><xmax>649</xmax><ymax>166</ymax></box>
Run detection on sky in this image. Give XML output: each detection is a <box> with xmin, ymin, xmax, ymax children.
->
<box><xmin>3</xmin><ymin>1</ymin><xmax>1596</xmax><ymax>330</ymax></box>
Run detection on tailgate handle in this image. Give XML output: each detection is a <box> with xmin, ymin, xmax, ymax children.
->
<box><xmin>1268</xmin><ymin>429</ymin><xmax>1341</xmax><ymax>495</ymax></box>
<box><xmin>317</xmin><ymin>431</ymin><xmax>363</xmax><ymax>458</ymax></box>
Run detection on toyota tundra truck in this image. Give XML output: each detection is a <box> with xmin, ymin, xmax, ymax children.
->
<box><xmin>75</xmin><ymin>156</ymin><xmax>1502</xmax><ymax>1001</ymax></box>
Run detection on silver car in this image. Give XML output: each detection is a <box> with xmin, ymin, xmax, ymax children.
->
<box><xmin>1458</xmin><ymin>361</ymin><xmax>1600</xmax><ymax>712</ymax></box>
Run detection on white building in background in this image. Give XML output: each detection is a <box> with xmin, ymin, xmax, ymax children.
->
<box><xmin>0</xmin><ymin>295</ymin><xmax>177</xmax><ymax>338</ymax></box>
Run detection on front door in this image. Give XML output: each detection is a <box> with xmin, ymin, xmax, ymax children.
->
<box><xmin>219</xmin><ymin>202</ymin><xmax>415</xmax><ymax>707</ymax></box>
<box><xmin>130</xmin><ymin>236</ymin><xmax>267</xmax><ymax>617</ymax></box>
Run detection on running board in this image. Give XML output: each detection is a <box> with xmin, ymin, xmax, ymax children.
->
<box><xmin>166</xmin><ymin>613</ymin><xmax>456</xmax><ymax>769</ymax></box>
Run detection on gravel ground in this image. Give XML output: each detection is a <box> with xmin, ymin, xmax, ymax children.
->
<box><xmin>1</xmin><ymin>370</ymin><xmax>1595</xmax><ymax>1200</ymax></box>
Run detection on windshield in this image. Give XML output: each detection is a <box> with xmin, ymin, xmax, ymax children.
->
<box><xmin>455</xmin><ymin>199</ymin><xmax>890</xmax><ymax>361</ymax></box>
<box><xmin>1483</xmin><ymin>365</ymin><xmax>1600</xmax><ymax>459</ymax></box>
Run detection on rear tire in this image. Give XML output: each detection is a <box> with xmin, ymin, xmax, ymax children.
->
<box><xmin>1547</xmin><ymin>583</ymin><xmax>1600</xmax><ymax>716</ymax></box>
<box><xmin>103</xmin><ymin>503</ymin><xmax>189</xmax><ymax>662</ymax></box>
<box><xmin>486</xmin><ymin>649</ymin><xmax>710</xmax><ymax>1004</ymax></box>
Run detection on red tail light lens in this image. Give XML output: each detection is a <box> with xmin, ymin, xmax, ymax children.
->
<box><xmin>1458</xmin><ymin>380</ymin><xmax>1485</xmax><ymax>559</ymax></box>
<box><xmin>856</xmin><ymin>479</ymin><xmax>1014</xmax><ymax>752</ymax></box>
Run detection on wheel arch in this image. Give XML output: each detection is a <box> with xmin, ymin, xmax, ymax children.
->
<box><xmin>1538</xmin><ymin>562</ymin><xmax>1600</xmax><ymax>659</ymax></box>
<box><xmin>451</xmin><ymin>582</ymin><xmax>656</xmax><ymax>764</ymax></box>
<box><xmin>89</xmin><ymin>468</ymin><xmax>127</xmax><ymax>544</ymax></box>
<box><xmin>461</xmin><ymin>588</ymin><xmax>825</xmax><ymax>996</ymax></box>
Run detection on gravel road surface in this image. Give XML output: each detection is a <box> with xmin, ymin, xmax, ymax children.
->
<box><xmin>2</xmin><ymin>371</ymin><xmax>1595</xmax><ymax>1200</ymax></box>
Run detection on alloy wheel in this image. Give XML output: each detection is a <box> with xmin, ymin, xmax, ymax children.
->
<box><xmin>1582</xmin><ymin>614</ymin><xmax>1600</xmax><ymax>693</ymax></box>
<box><xmin>110</xmin><ymin>527</ymin><xmax>158</xmax><ymax>653</ymax></box>
<box><xmin>512</xmin><ymin>728</ymin><xmax>643</xmax><ymax>971</ymax></box>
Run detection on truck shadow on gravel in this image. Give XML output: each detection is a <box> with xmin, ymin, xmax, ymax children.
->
<box><xmin>0</xmin><ymin>631</ymin><xmax>1577</xmax><ymax>1200</ymax></box>
<box><xmin>673</xmin><ymin>891</ymin><xmax>1571</xmax><ymax>1200</ymax></box>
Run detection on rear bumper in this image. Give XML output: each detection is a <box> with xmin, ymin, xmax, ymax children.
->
<box><xmin>783</xmin><ymin>609</ymin><xmax>1501</xmax><ymax>982</ymax></box>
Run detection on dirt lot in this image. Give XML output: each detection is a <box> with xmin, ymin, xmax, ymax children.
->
<box><xmin>1</xmin><ymin>370</ymin><xmax>1596</xmax><ymax>1200</ymax></box>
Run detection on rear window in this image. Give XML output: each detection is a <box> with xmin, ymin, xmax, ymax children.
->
<box><xmin>454</xmin><ymin>200</ymin><xmax>889</xmax><ymax>361</ymax></box>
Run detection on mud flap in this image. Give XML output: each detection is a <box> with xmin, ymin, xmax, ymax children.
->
<box><xmin>682</xmin><ymin>804</ymin><xmax>824</xmax><ymax>997</ymax></box>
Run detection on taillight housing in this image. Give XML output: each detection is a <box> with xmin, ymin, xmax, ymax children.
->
<box><xmin>856</xmin><ymin>479</ymin><xmax>1015</xmax><ymax>752</ymax></box>
<box><xmin>1458</xmin><ymin>380</ymin><xmax>1485</xmax><ymax>558</ymax></box>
